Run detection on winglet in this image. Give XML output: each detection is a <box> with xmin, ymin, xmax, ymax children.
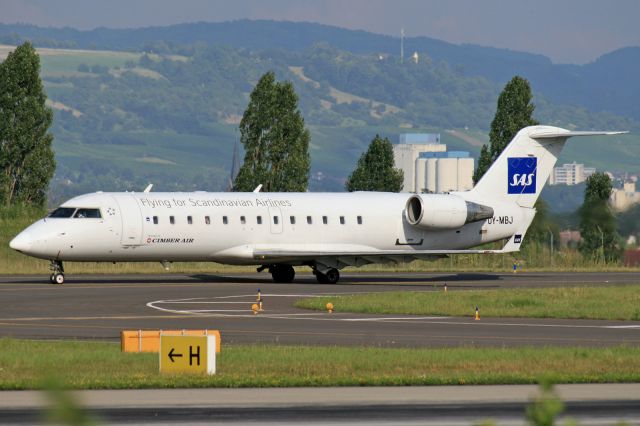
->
<box><xmin>143</xmin><ymin>184</ymin><xmax>153</xmax><ymax>193</ymax></box>
<box><xmin>253</xmin><ymin>184</ymin><xmax>263</xmax><ymax>193</ymax></box>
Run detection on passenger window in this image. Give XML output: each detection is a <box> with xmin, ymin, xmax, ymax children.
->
<box><xmin>153</xmin><ymin>216</ymin><xmax>158</xmax><ymax>225</ymax></box>
<box><xmin>322</xmin><ymin>216</ymin><xmax>328</xmax><ymax>225</ymax></box>
<box><xmin>290</xmin><ymin>216</ymin><xmax>296</xmax><ymax>225</ymax></box>
<box><xmin>307</xmin><ymin>216</ymin><xmax>312</xmax><ymax>224</ymax></box>
<box><xmin>205</xmin><ymin>216</ymin><xmax>210</xmax><ymax>225</ymax></box>
<box><xmin>170</xmin><ymin>216</ymin><xmax>175</xmax><ymax>225</ymax></box>
<box><xmin>340</xmin><ymin>216</ymin><xmax>345</xmax><ymax>225</ymax></box>
<box><xmin>241</xmin><ymin>216</ymin><xmax>246</xmax><ymax>225</ymax></box>
<box><xmin>187</xmin><ymin>216</ymin><xmax>193</xmax><ymax>224</ymax></box>
<box><xmin>49</xmin><ymin>207</ymin><xmax>76</xmax><ymax>218</ymax></box>
<box><xmin>357</xmin><ymin>216</ymin><xmax>363</xmax><ymax>225</ymax></box>
<box><xmin>223</xmin><ymin>216</ymin><xmax>228</xmax><ymax>225</ymax></box>
<box><xmin>74</xmin><ymin>208</ymin><xmax>101</xmax><ymax>219</ymax></box>
<box><xmin>273</xmin><ymin>216</ymin><xmax>279</xmax><ymax>225</ymax></box>
<box><xmin>257</xmin><ymin>216</ymin><xmax>262</xmax><ymax>225</ymax></box>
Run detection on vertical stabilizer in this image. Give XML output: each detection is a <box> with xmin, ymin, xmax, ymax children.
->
<box><xmin>470</xmin><ymin>126</ymin><xmax>626</xmax><ymax>208</ymax></box>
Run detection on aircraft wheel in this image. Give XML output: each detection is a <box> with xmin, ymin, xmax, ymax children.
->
<box><xmin>325</xmin><ymin>268</ymin><xmax>340</xmax><ymax>284</ymax></box>
<box><xmin>316</xmin><ymin>268</ymin><xmax>339</xmax><ymax>284</ymax></box>
<box><xmin>271</xmin><ymin>265</ymin><xmax>295</xmax><ymax>283</ymax></box>
<box><xmin>315</xmin><ymin>272</ymin><xmax>328</xmax><ymax>284</ymax></box>
<box><xmin>53</xmin><ymin>274</ymin><xmax>65</xmax><ymax>285</ymax></box>
<box><xmin>49</xmin><ymin>274</ymin><xmax>56</xmax><ymax>284</ymax></box>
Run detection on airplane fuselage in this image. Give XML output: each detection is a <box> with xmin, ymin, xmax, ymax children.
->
<box><xmin>13</xmin><ymin>191</ymin><xmax>521</xmax><ymax>264</ymax></box>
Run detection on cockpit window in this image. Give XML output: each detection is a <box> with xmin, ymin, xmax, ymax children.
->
<box><xmin>49</xmin><ymin>207</ymin><xmax>76</xmax><ymax>218</ymax></box>
<box><xmin>74</xmin><ymin>208</ymin><xmax>102</xmax><ymax>219</ymax></box>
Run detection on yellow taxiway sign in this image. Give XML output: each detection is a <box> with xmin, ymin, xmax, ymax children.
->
<box><xmin>159</xmin><ymin>335</ymin><xmax>216</xmax><ymax>375</ymax></box>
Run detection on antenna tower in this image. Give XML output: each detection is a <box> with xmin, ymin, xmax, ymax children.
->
<box><xmin>400</xmin><ymin>28</ymin><xmax>405</xmax><ymax>63</ymax></box>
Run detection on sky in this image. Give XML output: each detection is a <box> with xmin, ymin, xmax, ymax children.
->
<box><xmin>1</xmin><ymin>0</ymin><xmax>639</xmax><ymax>64</ymax></box>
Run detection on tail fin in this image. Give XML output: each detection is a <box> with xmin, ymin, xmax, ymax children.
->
<box><xmin>470</xmin><ymin>126</ymin><xmax>626</xmax><ymax>208</ymax></box>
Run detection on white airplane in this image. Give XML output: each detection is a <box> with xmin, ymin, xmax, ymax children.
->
<box><xmin>10</xmin><ymin>126</ymin><xmax>624</xmax><ymax>284</ymax></box>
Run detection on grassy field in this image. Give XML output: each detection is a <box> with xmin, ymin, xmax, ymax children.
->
<box><xmin>295</xmin><ymin>285</ymin><xmax>640</xmax><ymax>320</ymax></box>
<box><xmin>0</xmin><ymin>339</ymin><xmax>638</xmax><ymax>389</ymax></box>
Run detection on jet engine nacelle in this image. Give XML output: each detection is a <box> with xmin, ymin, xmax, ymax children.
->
<box><xmin>405</xmin><ymin>194</ymin><xmax>494</xmax><ymax>230</ymax></box>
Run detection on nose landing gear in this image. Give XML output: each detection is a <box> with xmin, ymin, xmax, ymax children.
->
<box><xmin>49</xmin><ymin>260</ymin><xmax>65</xmax><ymax>285</ymax></box>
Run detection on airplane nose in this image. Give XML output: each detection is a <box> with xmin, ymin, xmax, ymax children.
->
<box><xmin>9</xmin><ymin>231</ymin><xmax>32</xmax><ymax>252</ymax></box>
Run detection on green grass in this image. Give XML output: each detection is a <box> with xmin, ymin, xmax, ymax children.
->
<box><xmin>295</xmin><ymin>285</ymin><xmax>640</xmax><ymax>320</ymax></box>
<box><xmin>0</xmin><ymin>339</ymin><xmax>638</xmax><ymax>389</ymax></box>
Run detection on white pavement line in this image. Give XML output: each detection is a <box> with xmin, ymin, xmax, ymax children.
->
<box><xmin>341</xmin><ymin>317</ymin><xmax>448</xmax><ymax>321</ymax></box>
<box><xmin>159</xmin><ymin>301</ymin><xmax>251</xmax><ymax>304</ymax></box>
<box><xmin>145</xmin><ymin>300</ymin><xmax>640</xmax><ymax>330</ymax></box>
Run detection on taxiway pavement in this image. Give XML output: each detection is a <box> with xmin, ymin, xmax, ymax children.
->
<box><xmin>1</xmin><ymin>384</ymin><xmax>639</xmax><ymax>425</ymax></box>
<box><xmin>0</xmin><ymin>271</ymin><xmax>638</xmax><ymax>347</ymax></box>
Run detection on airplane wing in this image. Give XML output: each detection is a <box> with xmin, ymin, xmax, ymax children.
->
<box><xmin>252</xmin><ymin>247</ymin><xmax>508</xmax><ymax>268</ymax></box>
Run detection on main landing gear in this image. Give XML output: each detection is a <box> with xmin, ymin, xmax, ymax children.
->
<box><xmin>268</xmin><ymin>264</ymin><xmax>296</xmax><ymax>283</ymax></box>
<box><xmin>314</xmin><ymin>268</ymin><xmax>340</xmax><ymax>284</ymax></box>
<box><xmin>49</xmin><ymin>260</ymin><xmax>65</xmax><ymax>285</ymax></box>
<box><xmin>257</xmin><ymin>264</ymin><xmax>340</xmax><ymax>284</ymax></box>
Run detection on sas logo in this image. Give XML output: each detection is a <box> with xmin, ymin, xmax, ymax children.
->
<box><xmin>508</xmin><ymin>157</ymin><xmax>537</xmax><ymax>194</ymax></box>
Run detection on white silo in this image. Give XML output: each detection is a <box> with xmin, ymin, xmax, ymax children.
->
<box><xmin>457</xmin><ymin>158</ymin><xmax>475</xmax><ymax>191</ymax></box>
<box><xmin>414</xmin><ymin>158</ymin><xmax>428</xmax><ymax>193</ymax></box>
<box><xmin>425</xmin><ymin>158</ymin><xmax>438</xmax><ymax>193</ymax></box>
<box><xmin>436</xmin><ymin>158</ymin><xmax>458</xmax><ymax>193</ymax></box>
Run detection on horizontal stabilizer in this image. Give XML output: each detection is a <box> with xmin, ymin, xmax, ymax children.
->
<box><xmin>530</xmin><ymin>131</ymin><xmax>627</xmax><ymax>139</ymax></box>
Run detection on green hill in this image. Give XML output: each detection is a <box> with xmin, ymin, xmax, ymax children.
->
<box><xmin>1</xmin><ymin>35</ymin><xmax>638</xmax><ymax>206</ymax></box>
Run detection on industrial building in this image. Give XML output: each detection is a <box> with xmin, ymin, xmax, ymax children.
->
<box><xmin>393</xmin><ymin>133</ymin><xmax>474</xmax><ymax>193</ymax></box>
<box><xmin>549</xmin><ymin>162</ymin><xmax>595</xmax><ymax>185</ymax></box>
<box><xmin>610</xmin><ymin>181</ymin><xmax>640</xmax><ymax>211</ymax></box>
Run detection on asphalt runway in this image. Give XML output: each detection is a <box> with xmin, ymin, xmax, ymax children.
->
<box><xmin>2</xmin><ymin>384</ymin><xmax>640</xmax><ymax>425</ymax></box>
<box><xmin>0</xmin><ymin>271</ymin><xmax>639</xmax><ymax>347</ymax></box>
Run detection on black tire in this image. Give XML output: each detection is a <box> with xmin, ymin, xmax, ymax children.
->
<box><xmin>271</xmin><ymin>265</ymin><xmax>295</xmax><ymax>283</ymax></box>
<box><xmin>325</xmin><ymin>268</ymin><xmax>340</xmax><ymax>284</ymax></box>
<box><xmin>316</xmin><ymin>268</ymin><xmax>339</xmax><ymax>284</ymax></box>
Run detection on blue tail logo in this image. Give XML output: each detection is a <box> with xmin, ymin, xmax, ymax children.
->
<box><xmin>508</xmin><ymin>157</ymin><xmax>537</xmax><ymax>194</ymax></box>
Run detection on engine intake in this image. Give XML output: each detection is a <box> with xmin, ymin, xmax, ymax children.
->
<box><xmin>405</xmin><ymin>194</ymin><xmax>494</xmax><ymax>230</ymax></box>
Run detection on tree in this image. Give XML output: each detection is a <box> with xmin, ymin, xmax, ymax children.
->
<box><xmin>474</xmin><ymin>76</ymin><xmax>538</xmax><ymax>183</ymax></box>
<box><xmin>233</xmin><ymin>71</ymin><xmax>310</xmax><ymax>192</ymax></box>
<box><xmin>578</xmin><ymin>173</ymin><xmax>621</xmax><ymax>262</ymax></box>
<box><xmin>521</xmin><ymin>198</ymin><xmax>559</xmax><ymax>251</ymax></box>
<box><xmin>472</xmin><ymin>144</ymin><xmax>491</xmax><ymax>185</ymax></box>
<box><xmin>0</xmin><ymin>42</ymin><xmax>55</xmax><ymax>206</ymax></box>
<box><xmin>345</xmin><ymin>135</ymin><xmax>403</xmax><ymax>192</ymax></box>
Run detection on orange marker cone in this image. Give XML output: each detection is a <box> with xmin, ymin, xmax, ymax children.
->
<box><xmin>326</xmin><ymin>302</ymin><xmax>334</xmax><ymax>314</ymax></box>
<box><xmin>475</xmin><ymin>306</ymin><xmax>480</xmax><ymax>321</ymax></box>
<box><xmin>252</xmin><ymin>303</ymin><xmax>259</xmax><ymax>315</ymax></box>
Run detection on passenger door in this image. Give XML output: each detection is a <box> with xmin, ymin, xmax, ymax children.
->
<box><xmin>113</xmin><ymin>194</ymin><xmax>143</xmax><ymax>245</ymax></box>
